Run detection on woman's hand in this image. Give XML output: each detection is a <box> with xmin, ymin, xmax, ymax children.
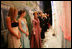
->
<box><xmin>26</xmin><ymin>33</ymin><xmax>29</xmax><ymax>37</ymax></box>
<box><xmin>33</xmin><ymin>32</ymin><xmax>35</xmax><ymax>35</ymax></box>
<box><xmin>17</xmin><ymin>31</ymin><xmax>21</xmax><ymax>39</ymax></box>
<box><xmin>32</xmin><ymin>27</ymin><xmax>35</xmax><ymax>35</ymax></box>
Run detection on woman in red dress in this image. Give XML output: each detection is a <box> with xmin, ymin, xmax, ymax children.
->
<box><xmin>30</xmin><ymin>12</ymin><xmax>41</xmax><ymax>48</ymax></box>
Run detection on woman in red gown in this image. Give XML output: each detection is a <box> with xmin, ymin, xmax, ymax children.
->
<box><xmin>30</xmin><ymin>12</ymin><xmax>41</xmax><ymax>48</ymax></box>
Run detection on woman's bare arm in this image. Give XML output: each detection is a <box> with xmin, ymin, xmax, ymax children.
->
<box><xmin>6</xmin><ymin>17</ymin><xmax>19</xmax><ymax>39</ymax></box>
<box><xmin>32</xmin><ymin>20</ymin><xmax>36</xmax><ymax>35</ymax></box>
<box><xmin>24</xmin><ymin>19</ymin><xmax>29</xmax><ymax>36</ymax></box>
<box><xmin>18</xmin><ymin>19</ymin><xmax>26</xmax><ymax>34</ymax></box>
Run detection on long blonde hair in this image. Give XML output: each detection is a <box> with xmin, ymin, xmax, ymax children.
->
<box><xmin>8</xmin><ymin>7</ymin><xmax>14</xmax><ymax>17</ymax></box>
<box><xmin>8</xmin><ymin>7</ymin><xmax>18</xmax><ymax>21</ymax></box>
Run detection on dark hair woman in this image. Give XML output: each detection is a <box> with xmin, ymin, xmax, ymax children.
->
<box><xmin>18</xmin><ymin>10</ymin><xmax>30</xmax><ymax>48</ymax></box>
<box><xmin>30</xmin><ymin>11</ymin><xmax>41</xmax><ymax>48</ymax></box>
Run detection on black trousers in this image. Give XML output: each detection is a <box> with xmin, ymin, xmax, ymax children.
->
<box><xmin>41</xmin><ymin>29</ymin><xmax>45</xmax><ymax>39</ymax></box>
<box><xmin>41</xmin><ymin>23</ymin><xmax>48</xmax><ymax>39</ymax></box>
<box><xmin>41</xmin><ymin>25</ymin><xmax>47</xmax><ymax>39</ymax></box>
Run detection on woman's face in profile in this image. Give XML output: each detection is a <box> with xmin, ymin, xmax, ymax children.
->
<box><xmin>24</xmin><ymin>12</ymin><xmax>26</xmax><ymax>16</ymax></box>
<box><xmin>22</xmin><ymin>12</ymin><xmax>26</xmax><ymax>17</ymax></box>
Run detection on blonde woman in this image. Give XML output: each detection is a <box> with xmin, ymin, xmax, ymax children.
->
<box><xmin>6</xmin><ymin>7</ymin><xmax>22</xmax><ymax>48</ymax></box>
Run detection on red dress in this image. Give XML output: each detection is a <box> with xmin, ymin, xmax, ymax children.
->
<box><xmin>30</xmin><ymin>19</ymin><xmax>41</xmax><ymax>48</ymax></box>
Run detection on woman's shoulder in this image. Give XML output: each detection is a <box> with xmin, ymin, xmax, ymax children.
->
<box><xmin>6</xmin><ymin>16</ymin><xmax>11</xmax><ymax>23</ymax></box>
<box><xmin>6</xmin><ymin>16</ymin><xmax>10</xmax><ymax>20</ymax></box>
<box><xmin>18</xmin><ymin>18</ymin><xmax>23</xmax><ymax>21</ymax></box>
<box><xmin>23</xmin><ymin>18</ymin><xmax>27</xmax><ymax>22</ymax></box>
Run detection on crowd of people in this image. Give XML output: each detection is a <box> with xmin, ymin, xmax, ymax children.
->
<box><xmin>6</xmin><ymin>7</ymin><xmax>51</xmax><ymax>48</ymax></box>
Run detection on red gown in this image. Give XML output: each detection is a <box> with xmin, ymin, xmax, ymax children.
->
<box><xmin>30</xmin><ymin>19</ymin><xmax>41</xmax><ymax>48</ymax></box>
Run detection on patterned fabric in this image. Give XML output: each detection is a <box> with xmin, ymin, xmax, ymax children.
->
<box><xmin>8</xmin><ymin>27</ymin><xmax>22</xmax><ymax>48</ymax></box>
<box><xmin>30</xmin><ymin>19</ymin><xmax>41</xmax><ymax>48</ymax></box>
